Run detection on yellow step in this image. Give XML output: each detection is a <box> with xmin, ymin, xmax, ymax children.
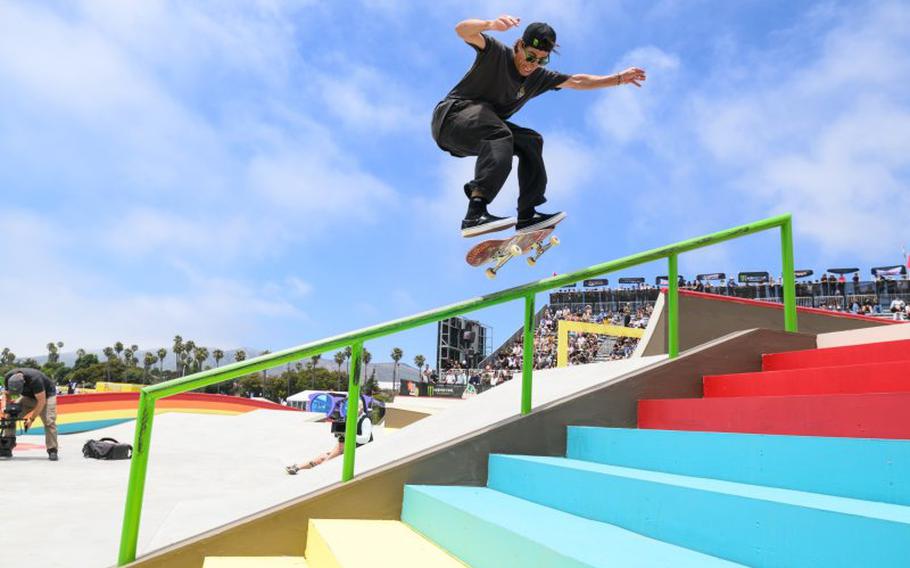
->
<box><xmin>305</xmin><ymin>519</ymin><xmax>466</xmax><ymax>568</ymax></box>
<box><xmin>203</xmin><ymin>557</ymin><xmax>307</xmax><ymax>567</ymax></box>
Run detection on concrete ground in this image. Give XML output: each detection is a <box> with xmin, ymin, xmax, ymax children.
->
<box><xmin>2</xmin><ymin>356</ymin><xmax>662</xmax><ymax>568</ymax></box>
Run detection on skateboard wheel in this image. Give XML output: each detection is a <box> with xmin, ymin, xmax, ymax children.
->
<box><xmin>509</xmin><ymin>244</ymin><xmax>522</xmax><ymax>257</ymax></box>
<box><xmin>550</xmin><ymin>236</ymin><xmax>560</xmax><ymax>246</ymax></box>
<box><xmin>485</xmin><ymin>268</ymin><xmax>497</xmax><ymax>279</ymax></box>
<box><xmin>526</xmin><ymin>256</ymin><xmax>537</xmax><ymax>267</ymax></box>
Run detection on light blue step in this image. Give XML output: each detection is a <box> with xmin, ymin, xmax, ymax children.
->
<box><xmin>401</xmin><ymin>485</ymin><xmax>743</xmax><ymax>568</ymax></box>
<box><xmin>488</xmin><ymin>454</ymin><xmax>910</xmax><ymax>567</ymax></box>
<box><xmin>567</xmin><ymin>427</ymin><xmax>910</xmax><ymax>505</ymax></box>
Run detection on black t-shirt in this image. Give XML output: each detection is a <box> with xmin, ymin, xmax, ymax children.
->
<box><xmin>441</xmin><ymin>34</ymin><xmax>570</xmax><ymax>121</ymax></box>
<box><xmin>4</xmin><ymin>368</ymin><xmax>56</xmax><ymax>399</ymax></box>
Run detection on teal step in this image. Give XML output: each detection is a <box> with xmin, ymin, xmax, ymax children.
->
<box><xmin>567</xmin><ymin>427</ymin><xmax>910</xmax><ymax>505</ymax></box>
<box><xmin>401</xmin><ymin>485</ymin><xmax>743</xmax><ymax>568</ymax></box>
<box><xmin>488</xmin><ymin>454</ymin><xmax>910</xmax><ymax>567</ymax></box>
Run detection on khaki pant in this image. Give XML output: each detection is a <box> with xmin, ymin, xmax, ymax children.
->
<box><xmin>2</xmin><ymin>396</ymin><xmax>57</xmax><ymax>452</ymax></box>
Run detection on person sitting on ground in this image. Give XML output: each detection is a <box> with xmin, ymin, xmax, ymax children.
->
<box><xmin>286</xmin><ymin>398</ymin><xmax>373</xmax><ymax>475</ymax></box>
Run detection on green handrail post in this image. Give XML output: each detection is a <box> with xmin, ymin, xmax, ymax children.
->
<box><xmin>667</xmin><ymin>253</ymin><xmax>679</xmax><ymax>358</ymax></box>
<box><xmin>780</xmin><ymin>216</ymin><xmax>798</xmax><ymax>332</ymax></box>
<box><xmin>341</xmin><ymin>341</ymin><xmax>363</xmax><ymax>482</ymax></box>
<box><xmin>118</xmin><ymin>391</ymin><xmax>157</xmax><ymax>566</ymax></box>
<box><xmin>521</xmin><ymin>293</ymin><xmax>535</xmax><ymax>415</ymax></box>
<box><xmin>115</xmin><ymin>214</ymin><xmax>798</xmax><ymax>566</ymax></box>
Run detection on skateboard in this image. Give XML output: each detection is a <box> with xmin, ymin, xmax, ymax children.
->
<box><xmin>466</xmin><ymin>228</ymin><xmax>560</xmax><ymax>279</ymax></box>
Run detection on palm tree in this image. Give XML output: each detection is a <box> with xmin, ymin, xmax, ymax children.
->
<box><xmin>123</xmin><ymin>348</ymin><xmax>134</xmax><ymax>368</ymax></box>
<box><xmin>157</xmin><ymin>348</ymin><xmax>167</xmax><ymax>374</ymax></box>
<box><xmin>1</xmin><ymin>348</ymin><xmax>15</xmax><ymax>366</ymax></box>
<box><xmin>193</xmin><ymin>346</ymin><xmax>209</xmax><ymax>372</ymax></box>
<box><xmin>212</xmin><ymin>349</ymin><xmax>224</xmax><ymax>367</ymax></box>
<box><xmin>46</xmin><ymin>342</ymin><xmax>59</xmax><ymax>364</ymax></box>
<box><xmin>234</xmin><ymin>349</ymin><xmax>246</xmax><ymax>363</ymax></box>
<box><xmin>334</xmin><ymin>351</ymin><xmax>346</xmax><ymax>391</ymax></box>
<box><xmin>361</xmin><ymin>348</ymin><xmax>372</xmax><ymax>383</ymax></box>
<box><xmin>310</xmin><ymin>354</ymin><xmax>321</xmax><ymax>371</ymax></box>
<box><xmin>102</xmin><ymin>347</ymin><xmax>116</xmax><ymax>381</ymax></box>
<box><xmin>414</xmin><ymin>354</ymin><xmax>426</xmax><ymax>374</ymax></box>
<box><xmin>114</xmin><ymin>341</ymin><xmax>124</xmax><ymax>362</ymax></box>
<box><xmin>260</xmin><ymin>350</ymin><xmax>271</xmax><ymax>381</ymax></box>
<box><xmin>143</xmin><ymin>352</ymin><xmax>157</xmax><ymax>383</ymax></box>
<box><xmin>391</xmin><ymin>347</ymin><xmax>403</xmax><ymax>392</ymax></box>
<box><xmin>76</xmin><ymin>348</ymin><xmax>86</xmax><ymax>360</ymax></box>
<box><xmin>173</xmin><ymin>336</ymin><xmax>184</xmax><ymax>375</ymax></box>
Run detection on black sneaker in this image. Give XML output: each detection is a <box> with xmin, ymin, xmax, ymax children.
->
<box><xmin>461</xmin><ymin>212</ymin><xmax>517</xmax><ymax>238</ymax></box>
<box><xmin>48</xmin><ymin>449</ymin><xmax>58</xmax><ymax>461</ymax></box>
<box><xmin>516</xmin><ymin>210</ymin><xmax>566</xmax><ymax>233</ymax></box>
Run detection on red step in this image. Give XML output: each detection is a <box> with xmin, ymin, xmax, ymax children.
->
<box><xmin>638</xmin><ymin>393</ymin><xmax>910</xmax><ymax>439</ymax></box>
<box><xmin>763</xmin><ymin>339</ymin><xmax>910</xmax><ymax>371</ymax></box>
<box><xmin>703</xmin><ymin>360</ymin><xmax>910</xmax><ymax>397</ymax></box>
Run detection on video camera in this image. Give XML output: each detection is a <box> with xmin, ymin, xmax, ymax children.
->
<box><xmin>0</xmin><ymin>402</ymin><xmax>24</xmax><ymax>458</ymax></box>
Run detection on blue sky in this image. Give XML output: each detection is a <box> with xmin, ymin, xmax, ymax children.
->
<box><xmin>1</xmin><ymin>1</ymin><xmax>908</xmax><ymax>366</ymax></box>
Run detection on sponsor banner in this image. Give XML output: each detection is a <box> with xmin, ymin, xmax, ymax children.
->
<box><xmin>872</xmin><ymin>265</ymin><xmax>907</xmax><ymax>277</ymax></box>
<box><xmin>559</xmin><ymin>283</ymin><xmax>577</xmax><ymax>289</ymax></box>
<box><xmin>794</xmin><ymin>269</ymin><xmax>814</xmax><ymax>278</ymax></box>
<box><xmin>655</xmin><ymin>275</ymin><xmax>686</xmax><ymax>285</ymax></box>
<box><xmin>618</xmin><ymin>277</ymin><xmax>645</xmax><ymax>284</ymax></box>
<box><xmin>427</xmin><ymin>384</ymin><xmax>467</xmax><ymax>398</ymax></box>
<box><xmin>696</xmin><ymin>272</ymin><xmax>726</xmax><ymax>281</ymax></box>
<box><xmin>583</xmin><ymin>278</ymin><xmax>609</xmax><ymax>287</ymax></box>
<box><xmin>827</xmin><ymin>267</ymin><xmax>860</xmax><ymax>275</ymax></box>
<box><xmin>738</xmin><ymin>271</ymin><xmax>770</xmax><ymax>284</ymax></box>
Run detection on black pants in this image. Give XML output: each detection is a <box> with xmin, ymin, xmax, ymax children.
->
<box><xmin>433</xmin><ymin>100</ymin><xmax>547</xmax><ymax>214</ymax></box>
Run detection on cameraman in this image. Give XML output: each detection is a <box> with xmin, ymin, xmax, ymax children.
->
<box><xmin>286</xmin><ymin>396</ymin><xmax>372</xmax><ymax>475</ymax></box>
<box><xmin>2</xmin><ymin>369</ymin><xmax>58</xmax><ymax>461</ymax></box>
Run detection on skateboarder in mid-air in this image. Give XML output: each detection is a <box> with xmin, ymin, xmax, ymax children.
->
<box><xmin>432</xmin><ymin>15</ymin><xmax>647</xmax><ymax>237</ymax></box>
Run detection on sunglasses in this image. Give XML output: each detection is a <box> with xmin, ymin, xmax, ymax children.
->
<box><xmin>520</xmin><ymin>43</ymin><xmax>550</xmax><ymax>66</ymax></box>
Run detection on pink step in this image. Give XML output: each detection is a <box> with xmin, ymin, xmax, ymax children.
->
<box><xmin>704</xmin><ymin>360</ymin><xmax>910</xmax><ymax>397</ymax></box>
<box><xmin>763</xmin><ymin>339</ymin><xmax>910</xmax><ymax>371</ymax></box>
<box><xmin>638</xmin><ymin>393</ymin><xmax>910</xmax><ymax>439</ymax></box>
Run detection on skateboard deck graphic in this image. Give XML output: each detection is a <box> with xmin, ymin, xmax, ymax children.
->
<box><xmin>466</xmin><ymin>228</ymin><xmax>560</xmax><ymax>278</ymax></box>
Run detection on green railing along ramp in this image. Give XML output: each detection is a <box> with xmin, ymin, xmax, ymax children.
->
<box><xmin>118</xmin><ymin>214</ymin><xmax>797</xmax><ymax>565</ymax></box>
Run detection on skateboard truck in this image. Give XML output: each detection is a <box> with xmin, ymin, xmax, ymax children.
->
<box><xmin>485</xmin><ymin>244</ymin><xmax>523</xmax><ymax>279</ymax></box>
<box><xmin>526</xmin><ymin>235</ymin><xmax>560</xmax><ymax>266</ymax></box>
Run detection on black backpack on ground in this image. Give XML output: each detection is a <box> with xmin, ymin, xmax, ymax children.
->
<box><xmin>82</xmin><ymin>437</ymin><xmax>132</xmax><ymax>460</ymax></box>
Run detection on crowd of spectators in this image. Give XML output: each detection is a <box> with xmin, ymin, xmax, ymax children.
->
<box><xmin>487</xmin><ymin>304</ymin><xmax>652</xmax><ymax>371</ymax></box>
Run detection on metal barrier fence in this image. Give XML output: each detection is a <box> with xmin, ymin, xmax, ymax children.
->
<box><xmin>117</xmin><ymin>214</ymin><xmax>798</xmax><ymax>565</ymax></box>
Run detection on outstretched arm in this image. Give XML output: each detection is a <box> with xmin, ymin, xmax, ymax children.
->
<box><xmin>558</xmin><ymin>67</ymin><xmax>647</xmax><ymax>90</ymax></box>
<box><xmin>455</xmin><ymin>15</ymin><xmax>521</xmax><ymax>50</ymax></box>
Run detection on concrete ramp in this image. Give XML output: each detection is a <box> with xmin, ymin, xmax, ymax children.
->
<box><xmin>639</xmin><ymin>290</ymin><xmax>898</xmax><ymax>356</ymax></box>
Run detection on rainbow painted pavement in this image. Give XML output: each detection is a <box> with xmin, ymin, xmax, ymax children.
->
<box><xmin>32</xmin><ymin>392</ymin><xmax>298</xmax><ymax>435</ymax></box>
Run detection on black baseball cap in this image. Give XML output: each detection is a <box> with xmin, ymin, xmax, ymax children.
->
<box><xmin>522</xmin><ymin>22</ymin><xmax>557</xmax><ymax>52</ymax></box>
<box><xmin>7</xmin><ymin>372</ymin><xmax>24</xmax><ymax>396</ymax></box>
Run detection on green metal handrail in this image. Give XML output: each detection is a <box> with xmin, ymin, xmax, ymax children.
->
<box><xmin>117</xmin><ymin>214</ymin><xmax>797</xmax><ymax>565</ymax></box>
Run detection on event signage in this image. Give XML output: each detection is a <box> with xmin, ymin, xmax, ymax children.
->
<box><xmin>794</xmin><ymin>269</ymin><xmax>814</xmax><ymax>278</ymax></box>
<box><xmin>307</xmin><ymin>393</ymin><xmax>335</xmax><ymax>415</ymax></box>
<box><xmin>429</xmin><ymin>384</ymin><xmax>467</xmax><ymax>398</ymax></box>
<box><xmin>827</xmin><ymin>267</ymin><xmax>860</xmax><ymax>274</ymax></box>
<box><xmin>696</xmin><ymin>272</ymin><xmax>726</xmax><ymax>281</ymax></box>
<box><xmin>738</xmin><ymin>271</ymin><xmax>770</xmax><ymax>284</ymax></box>
<box><xmin>618</xmin><ymin>277</ymin><xmax>645</xmax><ymax>284</ymax></box>
<box><xmin>559</xmin><ymin>283</ymin><xmax>577</xmax><ymax>289</ymax></box>
<box><xmin>583</xmin><ymin>279</ymin><xmax>609</xmax><ymax>287</ymax></box>
<box><xmin>655</xmin><ymin>275</ymin><xmax>685</xmax><ymax>285</ymax></box>
<box><xmin>871</xmin><ymin>265</ymin><xmax>907</xmax><ymax>278</ymax></box>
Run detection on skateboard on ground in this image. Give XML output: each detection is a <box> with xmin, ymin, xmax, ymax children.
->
<box><xmin>466</xmin><ymin>227</ymin><xmax>560</xmax><ymax>279</ymax></box>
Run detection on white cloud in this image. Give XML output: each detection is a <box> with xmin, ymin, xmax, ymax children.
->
<box><xmin>591</xmin><ymin>46</ymin><xmax>680</xmax><ymax>143</ymax></box>
<box><xmin>0</xmin><ymin>214</ymin><xmax>311</xmax><ymax>355</ymax></box>
<box><xmin>315</xmin><ymin>63</ymin><xmax>426</xmax><ymax>134</ymax></box>
<box><xmin>690</xmin><ymin>1</ymin><xmax>910</xmax><ymax>258</ymax></box>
